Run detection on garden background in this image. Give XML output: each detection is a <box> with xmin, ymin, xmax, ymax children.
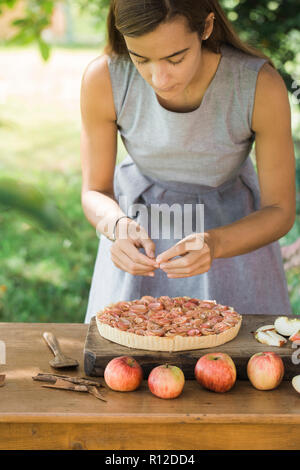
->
<box><xmin>0</xmin><ymin>0</ymin><xmax>299</xmax><ymax>322</ymax></box>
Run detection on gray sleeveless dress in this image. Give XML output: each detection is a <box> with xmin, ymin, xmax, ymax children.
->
<box><xmin>84</xmin><ymin>43</ymin><xmax>292</xmax><ymax>323</ymax></box>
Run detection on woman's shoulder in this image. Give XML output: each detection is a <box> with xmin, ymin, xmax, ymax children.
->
<box><xmin>256</xmin><ymin>62</ymin><xmax>286</xmax><ymax>89</ymax></box>
<box><xmin>81</xmin><ymin>53</ymin><xmax>112</xmax><ymax>90</ymax></box>
<box><xmin>251</xmin><ymin>62</ymin><xmax>289</xmax><ymax>133</ymax></box>
<box><xmin>222</xmin><ymin>43</ymin><xmax>269</xmax><ymax>74</ymax></box>
<box><xmin>81</xmin><ymin>54</ymin><xmax>117</xmax><ymax>123</ymax></box>
<box><xmin>221</xmin><ymin>44</ymin><xmax>287</xmax><ymax>101</ymax></box>
<box><xmin>81</xmin><ymin>53</ymin><xmax>132</xmax><ymax>89</ymax></box>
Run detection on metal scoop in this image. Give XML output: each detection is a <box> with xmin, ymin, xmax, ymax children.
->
<box><xmin>43</xmin><ymin>332</ymin><xmax>79</xmax><ymax>369</ymax></box>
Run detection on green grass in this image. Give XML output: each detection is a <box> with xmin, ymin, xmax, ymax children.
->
<box><xmin>0</xmin><ymin>97</ymin><xmax>126</xmax><ymax>322</ymax></box>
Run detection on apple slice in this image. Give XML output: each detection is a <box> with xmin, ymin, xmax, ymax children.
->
<box><xmin>289</xmin><ymin>330</ymin><xmax>300</xmax><ymax>343</ymax></box>
<box><xmin>292</xmin><ymin>375</ymin><xmax>300</xmax><ymax>394</ymax></box>
<box><xmin>274</xmin><ymin>316</ymin><xmax>300</xmax><ymax>337</ymax></box>
<box><xmin>256</xmin><ymin>325</ymin><xmax>277</xmax><ymax>333</ymax></box>
<box><xmin>255</xmin><ymin>325</ymin><xmax>287</xmax><ymax>347</ymax></box>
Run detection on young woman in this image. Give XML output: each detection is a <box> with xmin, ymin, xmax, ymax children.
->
<box><xmin>81</xmin><ymin>0</ymin><xmax>296</xmax><ymax>323</ymax></box>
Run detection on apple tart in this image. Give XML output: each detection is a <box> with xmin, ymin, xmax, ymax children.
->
<box><xmin>96</xmin><ymin>296</ymin><xmax>242</xmax><ymax>352</ymax></box>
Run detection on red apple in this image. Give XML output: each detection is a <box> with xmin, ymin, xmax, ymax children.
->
<box><xmin>104</xmin><ymin>356</ymin><xmax>143</xmax><ymax>392</ymax></box>
<box><xmin>194</xmin><ymin>352</ymin><xmax>236</xmax><ymax>393</ymax></box>
<box><xmin>247</xmin><ymin>352</ymin><xmax>284</xmax><ymax>390</ymax></box>
<box><xmin>148</xmin><ymin>364</ymin><xmax>185</xmax><ymax>399</ymax></box>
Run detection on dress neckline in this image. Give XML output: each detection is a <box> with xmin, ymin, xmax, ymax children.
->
<box><xmin>151</xmin><ymin>43</ymin><xmax>226</xmax><ymax>115</ymax></box>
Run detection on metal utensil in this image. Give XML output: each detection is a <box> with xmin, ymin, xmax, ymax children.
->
<box><xmin>43</xmin><ymin>332</ymin><xmax>79</xmax><ymax>369</ymax></box>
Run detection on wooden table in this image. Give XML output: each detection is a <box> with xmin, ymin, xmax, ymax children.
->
<box><xmin>0</xmin><ymin>322</ymin><xmax>299</xmax><ymax>450</ymax></box>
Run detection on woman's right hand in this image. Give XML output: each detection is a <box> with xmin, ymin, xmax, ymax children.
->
<box><xmin>110</xmin><ymin>217</ymin><xmax>159</xmax><ymax>277</ymax></box>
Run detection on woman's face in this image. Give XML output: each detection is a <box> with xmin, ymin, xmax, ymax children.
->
<box><xmin>123</xmin><ymin>14</ymin><xmax>212</xmax><ymax>99</ymax></box>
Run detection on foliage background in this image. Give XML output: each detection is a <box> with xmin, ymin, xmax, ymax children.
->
<box><xmin>0</xmin><ymin>0</ymin><xmax>299</xmax><ymax>322</ymax></box>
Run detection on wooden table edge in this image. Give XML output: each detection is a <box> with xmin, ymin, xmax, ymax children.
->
<box><xmin>0</xmin><ymin>413</ymin><xmax>300</xmax><ymax>424</ymax></box>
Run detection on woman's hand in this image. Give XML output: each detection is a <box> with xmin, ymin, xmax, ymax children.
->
<box><xmin>155</xmin><ymin>232</ymin><xmax>216</xmax><ymax>278</ymax></box>
<box><xmin>110</xmin><ymin>217</ymin><xmax>159</xmax><ymax>277</ymax></box>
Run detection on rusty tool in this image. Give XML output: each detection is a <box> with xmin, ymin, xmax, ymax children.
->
<box><xmin>43</xmin><ymin>331</ymin><xmax>79</xmax><ymax>369</ymax></box>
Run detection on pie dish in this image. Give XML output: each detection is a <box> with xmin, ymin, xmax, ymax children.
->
<box><xmin>96</xmin><ymin>296</ymin><xmax>242</xmax><ymax>352</ymax></box>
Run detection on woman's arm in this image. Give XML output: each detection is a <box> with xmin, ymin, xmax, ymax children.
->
<box><xmin>80</xmin><ymin>54</ymin><xmax>128</xmax><ymax>240</ymax></box>
<box><xmin>208</xmin><ymin>63</ymin><xmax>296</xmax><ymax>259</ymax></box>
<box><xmin>80</xmin><ymin>55</ymin><xmax>158</xmax><ymax>274</ymax></box>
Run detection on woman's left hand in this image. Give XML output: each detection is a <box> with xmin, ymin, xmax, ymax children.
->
<box><xmin>155</xmin><ymin>232</ymin><xmax>216</xmax><ymax>278</ymax></box>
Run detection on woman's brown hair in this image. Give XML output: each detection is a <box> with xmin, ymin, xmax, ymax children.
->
<box><xmin>103</xmin><ymin>0</ymin><xmax>274</xmax><ymax>67</ymax></box>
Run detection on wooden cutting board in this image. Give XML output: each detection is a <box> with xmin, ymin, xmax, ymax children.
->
<box><xmin>84</xmin><ymin>315</ymin><xmax>300</xmax><ymax>379</ymax></box>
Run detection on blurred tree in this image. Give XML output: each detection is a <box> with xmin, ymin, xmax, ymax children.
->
<box><xmin>282</xmin><ymin>238</ymin><xmax>300</xmax><ymax>269</ymax></box>
<box><xmin>0</xmin><ymin>178</ymin><xmax>72</xmax><ymax>234</ymax></box>
<box><xmin>0</xmin><ymin>0</ymin><xmax>55</xmax><ymax>59</ymax></box>
<box><xmin>1</xmin><ymin>0</ymin><xmax>299</xmax><ymax>95</ymax></box>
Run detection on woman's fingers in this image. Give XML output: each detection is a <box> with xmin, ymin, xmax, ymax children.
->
<box><xmin>159</xmin><ymin>252</ymin><xmax>198</xmax><ymax>270</ymax></box>
<box><xmin>164</xmin><ymin>262</ymin><xmax>205</xmax><ymax>275</ymax></box>
<box><xmin>123</xmin><ymin>240</ymin><xmax>158</xmax><ymax>269</ymax></box>
<box><xmin>110</xmin><ymin>239</ymin><xmax>157</xmax><ymax>275</ymax></box>
<box><xmin>111</xmin><ymin>250</ymin><xmax>155</xmax><ymax>276</ymax></box>
<box><xmin>156</xmin><ymin>233</ymin><xmax>205</xmax><ymax>264</ymax></box>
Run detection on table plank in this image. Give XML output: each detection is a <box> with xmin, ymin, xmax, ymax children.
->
<box><xmin>1</xmin><ymin>422</ymin><xmax>300</xmax><ymax>450</ymax></box>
